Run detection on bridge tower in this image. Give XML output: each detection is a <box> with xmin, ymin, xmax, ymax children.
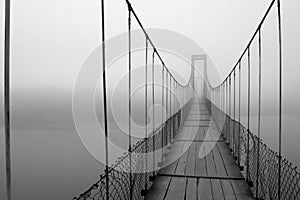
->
<box><xmin>191</xmin><ymin>54</ymin><xmax>207</xmax><ymax>97</ymax></box>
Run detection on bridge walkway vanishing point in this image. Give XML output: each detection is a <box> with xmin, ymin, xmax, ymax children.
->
<box><xmin>6</xmin><ymin>0</ymin><xmax>300</xmax><ymax>200</ymax></box>
<box><xmin>146</xmin><ymin>101</ymin><xmax>254</xmax><ymax>200</ymax></box>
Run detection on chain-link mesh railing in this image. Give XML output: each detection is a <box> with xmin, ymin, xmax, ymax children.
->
<box><xmin>207</xmin><ymin>99</ymin><xmax>300</xmax><ymax>200</ymax></box>
<box><xmin>74</xmin><ymin>99</ymin><xmax>193</xmax><ymax>200</ymax></box>
<box><xmin>203</xmin><ymin>0</ymin><xmax>300</xmax><ymax>199</ymax></box>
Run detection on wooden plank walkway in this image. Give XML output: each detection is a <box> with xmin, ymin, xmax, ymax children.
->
<box><xmin>145</xmin><ymin>103</ymin><xmax>254</xmax><ymax>200</ymax></box>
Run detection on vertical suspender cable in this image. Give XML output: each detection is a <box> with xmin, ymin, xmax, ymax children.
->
<box><xmin>225</xmin><ymin>83</ymin><xmax>227</xmax><ymax>150</ymax></box>
<box><xmin>170</xmin><ymin>76</ymin><xmax>172</xmax><ymax>140</ymax></box>
<box><xmin>222</xmin><ymin>84</ymin><xmax>224</xmax><ymax>132</ymax></box>
<box><xmin>247</xmin><ymin>47</ymin><xmax>251</xmax><ymax>183</ymax></box>
<box><xmin>227</xmin><ymin>79</ymin><xmax>229</xmax><ymax>143</ymax></box>
<box><xmin>220</xmin><ymin>87</ymin><xmax>222</xmax><ymax>128</ymax></box>
<box><xmin>173</xmin><ymin>80</ymin><xmax>175</xmax><ymax>132</ymax></box>
<box><xmin>229</xmin><ymin>76</ymin><xmax>231</xmax><ymax>149</ymax></box>
<box><xmin>100</xmin><ymin>0</ymin><xmax>109</xmax><ymax>199</ymax></box>
<box><xmin>161</xmin><ymin>67</ymin><xmax>164</xmax><ymax>163</ymax></box>
<box><xmin>127</xmin><ymin>6</ymin><xmax>133</xmax><ymax>200</ymax></box>
<box><xmin>220</xmin><ymin>85</ymin><xmax>221</xmax><ymax>126</ymax></box>
<box><xmin>166</xmin><ymin>73</ymin><xmax>169</xmax><ymax>144</ymax></box>
<box><xmin>4</xmin><ymin>0</ymin><xmax>11</xmax><ymax>200</ymax></box>
<box><xmin>224</xmin><ymin>84</ymin><xmax>226</xmax><ymax>136</ymax></box>
<box><xmin>238</xmin><ymin>61</ymin><xmax>241</xmax><ymax>167</ymax></box>
<box><xmin>152</xmin><ymin>51</ymin><xmax>155</xmax><ymax>178</ymax></box>
<box><xmin>225</xmin><ymin>86</ymin><xmax>227</xmax><ymax>146</ymax></box>
<box><xmin>172</xmin><ymin>81</ymin><xmax>174</xmax><ymax>134</ymax></box>
<box><xmin>218</xmin><ymin>87</ymin><xmax>220</xmax><ymax>127</ymax></box>
<box><xmin>277</xmin><ymin>0</ymin><xmax>283</xmax><ymax>198</ymax></box>
<box><xmin>175</xmin><ymin>83</ymin><xmax>177</xmax><ymax>113</ymax></box>
<box><xmin>223</xmin><ymin>84</ymin><xmax>225</xmax><ymax>129</ymax></box>
<box><xmin>233</xmin><ymin>70</ymin><xmax>236</xmax><ymax>158</ymax></box>
<box><xmin>256</xmin><ymin>28</ymin><xmax>262</xmax><ymax>199</ymax></box>
<box><xmin>226</xmin><ymin>80</ymin><xmax>228</xmax><ymax>141</ymax></box>
<box><xmin>144</xmin><ymin>38</ymin><xmax>148</xmax><ymax>192</ymax></box>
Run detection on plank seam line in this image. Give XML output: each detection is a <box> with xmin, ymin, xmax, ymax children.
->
<box><xmin>185</xmin><ymin>119</ymin><xmax>212</xmax><ymax>121</ymax></box>
<box><xmin>174</xmin><ymin>139</ymin><xmax>224</xmax><ymax>142</ymax></box>
<box><xmin>157</xmin><ymin>173</ymin><xmax>245</xmax><ymax>180</ymax></box>
<box><xmin>183</xmin><ymin>125</ymin><xmax>213</xmax><ymax>127</ymax></box>
<box><xmin>188</xmin><ymin>114</ymin><xmax>211</xmax><ymax>115</ymax></box>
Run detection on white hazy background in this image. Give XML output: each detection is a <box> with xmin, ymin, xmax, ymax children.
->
<box><xmin>0</xmin><ymin>0</ymin><xmax>299</xmax><ymax>199</ymax></box>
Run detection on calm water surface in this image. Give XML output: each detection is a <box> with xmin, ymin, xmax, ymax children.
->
<box><xmin>0</xmin><ymin>114</ymin><xmax>299</xmax><ymax>200</ymax></box>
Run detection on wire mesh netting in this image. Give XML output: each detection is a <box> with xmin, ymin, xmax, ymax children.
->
<box><xmin>208</xmin><ymin>99</ymin><xmax>300</xmax><ymax>200</ymax></box>
<box><xmin>74</xmin><ymin>100</ymin><xmax>192</xmax><ymax>200</ymax></box>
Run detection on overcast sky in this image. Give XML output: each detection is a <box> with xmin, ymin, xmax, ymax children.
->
<box><xmin>0</xmin><ymin>0</ymin><xmax>299</xmax><ymax>143</ymax></box>
<box><xmin>0</xmin><ymin>0</ymin><xmax>298</xmax><ymax>89</ymax></box>
<box><xmin>0</xmin><ymin>1</ymin><xmax>299</xmax><ymax>199</ymax></box>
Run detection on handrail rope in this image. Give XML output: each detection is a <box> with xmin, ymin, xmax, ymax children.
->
<box><xmin>100</xmin><ymin>0</ymin><xmax>110</xmax><ymax>199</ymax></box>
<box><xmin>233</xmin><ymin>69</ymin><xmax>236</xmax><ymax>158</ymax></box>
<box><xmin>144</xmin><ymin>37</ymin><xmax>148</xmax><ymax>192</ymax></box>
<box><xmin>238</xmin><ymin>61</ymin><xmax>241</xmax><ymax>167</ymax></box>
<box><xmin>152</xmin><ymin>50</ymin><xmax>156</xmax><ymax>178</ymax></box>
<box><xmin>246</xmin><ymin>47</ymin><xmax>251</xmax><ymax>183</ymax></box>
<box><xmin>75</xmin><ymin>1</ymin><xmax>196</xmax><ymax>199</ymax></box>
<box><xmin>4</xmin><ymin>0</ymin><xmax>11</xmax><ymax>200</ymax></box>
<box><xmin>127</xmin><ymin>7</ymin><xmax>133</xmax><ymax>200</ymax></box>
<box><xmin>125</xmin><ymin>0</ymin><xmax>193</xmax><ymax>88</ymax></box>
<box><xmin>256</xmin><ymin>28</ymin><xmax>262</xmax><ymax>199</ymax></box>
<box><xmin>230</xmin><ymin>77</ymin><xmax>232</xmax><ymax>149</ymax></box>
<box><xmin>277</xmin><ymin>0</ymin><xmax>283</xmax><ymax>198</ymax></box>
<box><xmin>207</xmin><ymin>4</ymin><xmax>285</xmax><ymax>193</ymax></box>
<box><xmin>161</xmin><ymin>67</ymin><xmax>165</xmax><ymax>164</ymax></box>
<box><xmin>209</xmin><ymin>0</ymin><xmax>276</xmax><ymax>89</ymax></box>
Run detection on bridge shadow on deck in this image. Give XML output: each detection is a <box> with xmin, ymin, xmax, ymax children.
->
<box><xmin>145</xmin><ymin>103</ymin><xmax>254</xmax><ymax>200</ymax></box>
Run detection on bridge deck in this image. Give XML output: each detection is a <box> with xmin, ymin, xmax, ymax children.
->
<box><xmin>145</xmin><ymin>104</ymin><xmax>254</xmax><ymax>200</ymax></box>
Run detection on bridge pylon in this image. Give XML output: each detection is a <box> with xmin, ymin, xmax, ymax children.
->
<box><xmin>191</xmin><ymin>54</ymin><xmax>207</xmax><ymax>98</ymax></box>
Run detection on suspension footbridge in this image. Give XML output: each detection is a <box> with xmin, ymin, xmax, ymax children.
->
<box><xmin>3</xmin><ymin>0</ymin><xmax>300</xmax><ymax>200</ymax></box>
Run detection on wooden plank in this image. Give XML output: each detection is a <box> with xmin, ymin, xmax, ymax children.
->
<box><xmin>185</xmin><ymin>141</ymin><xmax>196</xmax><ymax>176</ymax></box>
<box><xmin>186</xmin><ymin>178</ymin><xmax>197</xmax><ymax>200</ymax></box>
<box><xmin>164</xmin><ymin>177</ymin><xmax>186</xmax><ymax>200</ymax></box>
<box><xmin>221</xmin><ymin>180</ymin><xmax>237</xmax><ymax>200</ymax></box>
<box><xmin>186</xmin><ymin>119</ymin><xmax>211</xmax><ymax>121</ymax></box>
<box><xmin>216</xmin><ymin>142</ymin><xmax>243</xmax><ymax>178</ymax></box>
<box><xmin>145</xmin><ymin>176</ymin><xmax>170</xmax><ymax>200</ymax></box>
<box><xmin>235</xmin><ymin>194</ymin><xmax>255</xmax><ymax>200</ymax></box>
<box><xmin>195</xmin><ymin>152</ymin><xmax>207</xmax><ymax>176</ymax></box>
<box><xmin>231</xmin><ymin>180</ymin><xmax>254</xmax><ymax>198</ymax></box>
<box><xmin>190</xmin><ymin>110</ymin><xmax>210</xmax><ymax>113</ymax></box>
<box><xmin>146</xmin><ymin>109</ymin><xmax>255</xmax><ymax>200</ymax></box>
<box><xmin>205</xmin><ymin>127</ymin><xmax>222</xmax><ymax>141</ymax></box>
<box><xmin>155</xmin><ymin>114</ymin><xmax>200</xmax><ymax>199</ymax></box>
<box><xmin>203</xmin><ymin>136</ymin><xmax>225</xmax><ymax>200</ymax></box>
<box><xmin>195</xmin><ymin>127</ymin><xmax>206</xmax><ymax>140</ymax></box>
<box><xmin>146</xmin><ymin>138</ymin><xmax>187</xmax><ymax>200</ymax></box>
<box><xmin>195</xmin><ymin>128</ymin><xmax>207</xmax><ymax>176</ymax></box>
<box><xmin>176</xmin><ymin>127</ymin><xmax>196</xmax><ymax>141</ymax></box>
<box><xmin>186</xmin><ymin>116</ymin><xmax>211</xmax><ymax>120</ymax></box>
<box><xmin>185</xmin><ymin>121</ymin><xmax>212</xmax><ymax>127</ymax></box>
<box><xmin>211</xmin><ymin>179</ymin><xmax>225</xmax><ymax>200</ymax></box>
<box><xmin>204</xmin><ymin>143</ymin><xmax>215</xmax><ymax>177</ymax></box>
<box><xmin>198</xmin><ymin>178</ymin><xmax>213</xmax><ymax>200</ymax></box>
<box><xmin>184</xmin><ymin>121</ymin><xmax>199</xmax><ymax>127</ymax></box>
<box><xmin>205</xmin><ymin>147</ymin><xmax>224</xmax><ymax>200</ymax></box>
<box><xmin>210</xmin><ymin>140</ymin><xmax>239</xmax><ymax>200</ymax></box>
<box><xmin>209</xmin><ymin>141</ymin><xmax>227</xmax><ymax>177</ymax></box>
<box><xmin>174</xmin><ymin>146</ymin><xmax>189</xmax><ymax>175</ymax></box>
<box><xmin>160</xmin><ymin>140</ymin><xmax>185</xmax><ymax>174</ymax></box>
